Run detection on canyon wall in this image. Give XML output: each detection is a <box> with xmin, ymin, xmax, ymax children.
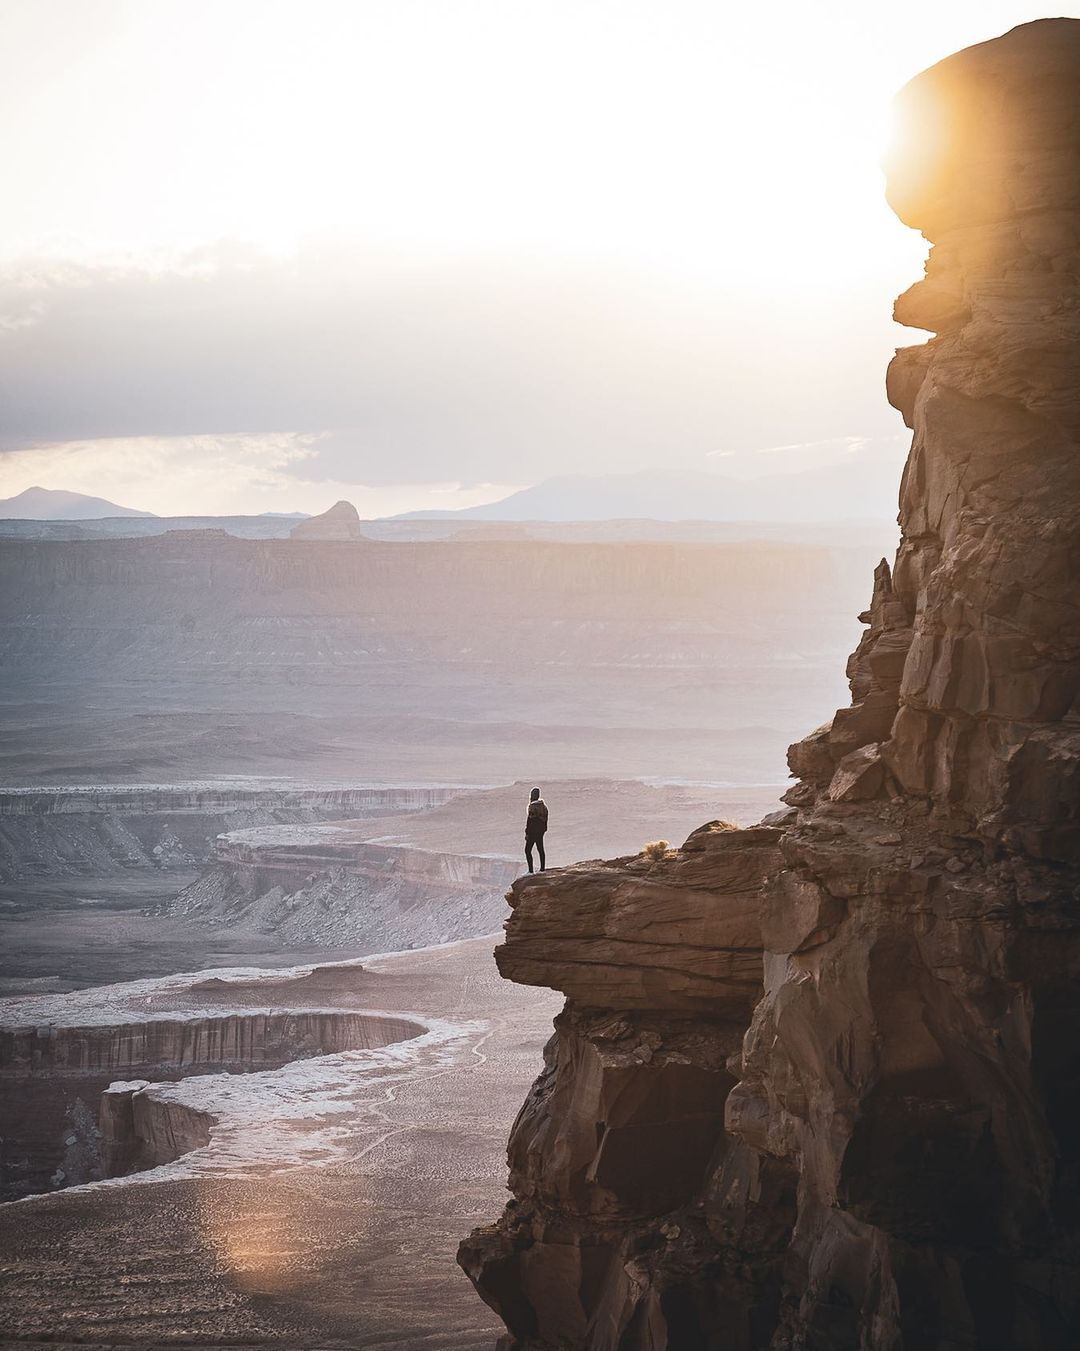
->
<box><xmin>172</xmin><ymin>830</ymin><xmax>520</xmax><ymax>950</ymax></box>
<box><xmin>0</xmin><ymin>785</ymin><xmax>457</xmax><ymax>816</ymax></box>
<box><xmin>0</xmin><ymin>1009</ymin><xmax>423</xmax><ymax>1198</ymax></box>
<box><xmin>0</xmin><ymin>786</ymin><xmax>457</xmax><ymax>885</ymax></box>
<box><xmin>212</xmin><ymin>830</ymin><xmax>517</xmax><ymax>901</ymax></box>
<box><xmin>0</xmin><ymin>1009</ymin><xmax>421</xmax><ymax>1075</ymax></box>
<box><xmin>99</xmin><ymin>1079</ymin><xmax>215</xmax><ymax>1176</ymax></box>
<box><xmin>460</xmin><ymin>21</ymin><xmax>1080</xmax><ymax>1350</ymax></box>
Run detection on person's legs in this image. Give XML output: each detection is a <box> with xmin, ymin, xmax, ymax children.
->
<box><xmin>525</xmin><ymin>839</ymin><xmax>535</xmax><ymax>873</ymax></box>
<box><xmin>537</xmin><ymin>836</ymin><xmax>545</xmax><ymax>871</ymax></box>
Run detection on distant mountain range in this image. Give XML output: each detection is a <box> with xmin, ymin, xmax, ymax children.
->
<box><xmin>2</xmin><ymin>455</ymin><xmax>902</xmax><ymax>527</ymax></box>
<box><xmin>0</xmin><ymin>486</ymin><xmax>154</xmax><ymax>520</ymax></box>
<box><xmin>395</xmin><ymin>462</ymin><xmax>901</xmax><ymax>523</ymax></box>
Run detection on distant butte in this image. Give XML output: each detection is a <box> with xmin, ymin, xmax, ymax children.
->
<box><xmin>289</xmin><ymin>499</ymin><xmax>365</xmax><ymax>540</ymax></box>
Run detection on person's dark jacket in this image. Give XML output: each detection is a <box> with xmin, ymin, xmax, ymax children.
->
<box><xmin>525</xmin><ymin>798</ymin><xmax>549</xmax><ymax>839</ymax></box>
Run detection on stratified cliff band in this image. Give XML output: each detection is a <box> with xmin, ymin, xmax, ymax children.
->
<box><xmin>459</xmin><ymin>20</ymin><xmax>1080</xmax><ymax>1350</ymax></box>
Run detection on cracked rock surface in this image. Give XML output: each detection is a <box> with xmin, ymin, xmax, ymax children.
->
<box><xmin>459</xmin><ymin>20</ymin><xmax>1080</xmax><ymax>1350</ymax></box>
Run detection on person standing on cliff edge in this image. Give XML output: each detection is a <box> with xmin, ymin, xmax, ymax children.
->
<box><xmin>525</xmin><ymin>787</ymin><xmax>548</xmax><ymax>873</ymax></box>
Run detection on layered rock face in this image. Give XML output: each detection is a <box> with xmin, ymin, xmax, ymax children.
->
<box><xmin>0</xmin><ymin>1009</ymin><xmax>423</xmax><ymax>1198</ymax></box>
<box><xmin>460</xmin><ymin>21</ymin><xmax>1080</xmax><ymax>1350</ymax></box>
<box><xmin>172</xmin><ymin>831</ymin><xmax>520</xmax><ymax>950</ymax></box>
<box><xmin>99</xmin><ymin>1079</ymin><xmax>214</xmax><ymax>1177</ymax></box>
<box><xmin>0</xmin><ymin>1010</ymin><xmax>420</xmax><ymax>1075</ymax></box>
<box><xmin>0</xmin><ymin>785</ymin><xmax>456</xmax><ymax>885</ymax></box>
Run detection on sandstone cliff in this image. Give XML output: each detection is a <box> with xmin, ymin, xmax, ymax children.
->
<box><xmin>460</xmin><ymin>21</ymin><xmax>1080</xmax><ymax>1349</ymax></box>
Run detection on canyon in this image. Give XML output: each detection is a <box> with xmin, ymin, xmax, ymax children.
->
<box><xmin>0</xmin><ymin>777</ymin><xmax>780</xmax><ymax>994</ymax></box>
<box><xmin>0</xmin><ymin>529</ymin><xmax>875</xmax><ymax>787</ymax></box>
<box><xmin>0</xmin><ymin>940</ymin><xmax>562</xmax><ymax>1347</ymax></box>
<box><xmin>0</xmin><ymin>18</ymin><xmax>1075</xmax><ymax>1351</ymax></box>
<box><xmin>0</xmin><ymin>782</ymin><xmax>471</xmax><ymax>993</ymax></box>
<box><xmin>0</xmin><ymin>783</ymin><xmax>457</xmax><ymax>886</ymax></box>
<box><xmin>1</xmin><ymin>1000</ymin><xmax>423</xmax><ymax>1200</ymax></box>
<box><xmin>460</xmin><ymin>20</ymin><xmax>1080</xmax><ymax>1350</ymax></box>
<box><xmin>172</xmin><ymin>827</ymin><xmax>522</xmax><ymax>951</ymax></box>
<box><xmin>0</xmin><ymin>769</ymin><xmax>781</xmax><ymax>1342</ymax></box>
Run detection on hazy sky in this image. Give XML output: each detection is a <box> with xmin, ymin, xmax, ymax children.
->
<box><xmin>0</xmin><ymin>0</ymin><xmax>1074</xmax><ymax>517</ymax></box>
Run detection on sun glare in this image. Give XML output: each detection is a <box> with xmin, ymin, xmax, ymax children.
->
<box><xmin>1</xmin><ymin>0</ymin><xmax>912</xmax><ymax>285</ymax></box>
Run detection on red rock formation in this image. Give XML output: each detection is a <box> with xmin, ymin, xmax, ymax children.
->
<box><xmin>459</xmin><ymin>20</ymin><xmax>1080</xmax><ymax>1349</ymax></box>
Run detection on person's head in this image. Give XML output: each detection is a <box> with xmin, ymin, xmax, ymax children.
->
<box><xmin>530</xmin><ymin>786</ymin><xmax>541</xmax><ymax>802</ymax></box>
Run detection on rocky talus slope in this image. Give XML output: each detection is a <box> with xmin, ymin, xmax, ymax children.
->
<box><xmin>459</xmin><ymin>21</ymin><xmax>1080</xmax><ymax>1350</ymax></box>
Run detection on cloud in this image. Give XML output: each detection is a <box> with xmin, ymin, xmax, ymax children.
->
<box><xmin>0</xmin><ymin>243</ymin><xmax>906</xmax><ymax>503</ymax></box>
<box><xmin>0</xmin><ymin>433</ymin><xmax>521</xmax><ymax>517</ymax></box>
<box><xmin>715</xmin><ymin>435</ymin><xmax>889</xmax><ymax>458</ymax></box>
<box><xmin>704</xmin><ymin>433</ymin><xmax>909</xmax><ymax>482</ymax></box>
